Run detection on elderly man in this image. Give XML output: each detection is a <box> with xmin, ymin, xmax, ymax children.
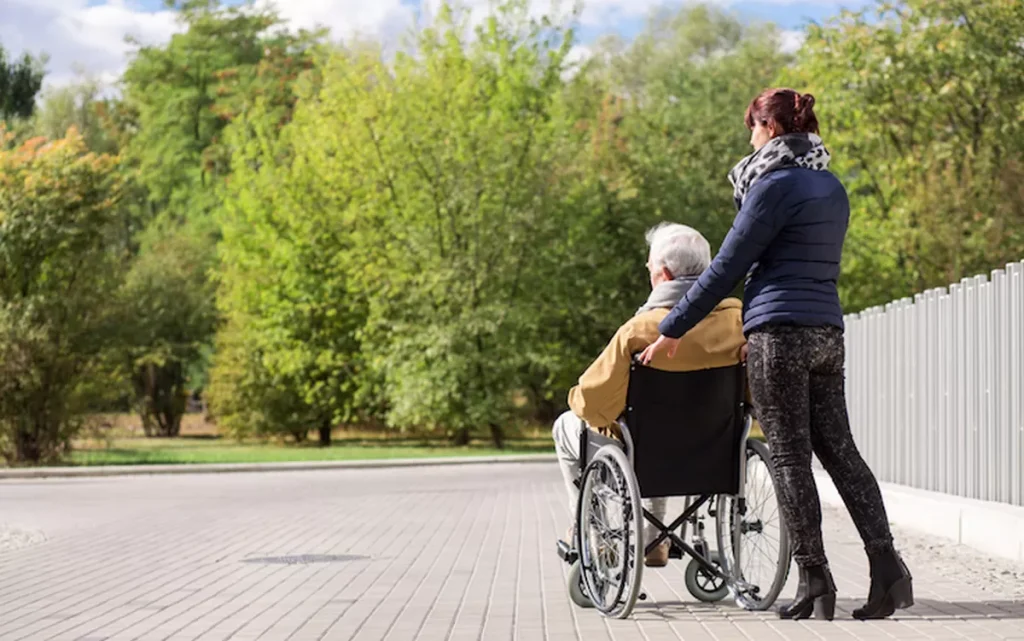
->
<box><xmin>553</xmin><ymin>222</ymin><xmax>746</xmax><ymax>567</ymax></box>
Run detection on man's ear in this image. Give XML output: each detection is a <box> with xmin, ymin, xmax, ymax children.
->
<box><xmin>661</xmin><ymin>267</ymin><xmax>674</xmax><ymax>281</ymax></box>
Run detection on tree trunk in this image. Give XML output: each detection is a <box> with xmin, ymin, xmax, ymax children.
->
<box><xmin>11</xmin><ymin>410</ymin><xmax>64</xmax><ymax>465</ymax></box>
<box><xmin>134</xmin><ymin>361</ymin><xmax>186</xmax><ymax>437</ymax></box>
<box><xmin>318</xmin><ymin>419</ymin><xmax>332</xmax><ymax>447</ymax></box>
<box><xmin>452</xmin><ymin>427</ymin><xmax>471</xmax><ymax>446</ymax></box>
<box><xmin>489</xmin><ymin>423</ymin><xmax>504</xmax><ymax>450</ymax></box>
<box><xmin>13</xmin><ymin>418</ymin><xmax>42</xmax><ymax>464</ymax></box>
<box><xmin>528</xmin><ymin>381</ymin><xmax>559</xmax><ymax>424</ymax></box>
<box><xmin>7</xmin><ymin>376</ymin><xmax>73</xmax><ymax>465</ymax></box>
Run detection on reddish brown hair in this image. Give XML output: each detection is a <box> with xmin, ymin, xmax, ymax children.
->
<box><xmin>744</xmin><ymin>88</ymin><xmax>819</xmax><ymax>135</ymax></box>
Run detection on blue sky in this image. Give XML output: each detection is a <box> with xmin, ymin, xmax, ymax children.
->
<box><xmin>575</xmin><ymin>0</ymin><xmax>872</xmax><ymax>42</ymax></box>
<box><xmin>4</xmin><ymin>0</ymin><xmax>875</xmax><ymax>89</ymax></box>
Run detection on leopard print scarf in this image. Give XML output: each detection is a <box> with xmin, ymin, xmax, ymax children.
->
<box><xmin>728</xmin><ymin>133</ymin><xmax>831</xmax><ymax>209</ymax></box>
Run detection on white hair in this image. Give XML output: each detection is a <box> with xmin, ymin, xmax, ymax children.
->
<box><xmin>645</xmin><ymin>222</ymin><xmax>711</xmax><ymax>279</ymax></box>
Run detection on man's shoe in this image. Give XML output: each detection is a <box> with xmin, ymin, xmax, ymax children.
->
<box><xmin>644</xmin><ymin>541</ymin><xmax>670</xmax><ymax>567</ymax></box>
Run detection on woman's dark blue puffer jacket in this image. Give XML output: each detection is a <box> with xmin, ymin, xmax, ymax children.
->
<box><xmin>659</xmin><ymin>166</ymin><xmax>850</xmax><ymax>338</ymax></box>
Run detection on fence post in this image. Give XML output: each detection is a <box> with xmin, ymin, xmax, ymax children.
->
<box><xmin>1011</xmin><ymin>262</ymin><xmax>1024</xmax><ymax>507</ymax></box>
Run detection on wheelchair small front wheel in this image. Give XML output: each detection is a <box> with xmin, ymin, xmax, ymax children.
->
<box><xmin>567</xmin><ymin>560</ymin><xmax>594</xmax><ymax>608</ymax></box>
<box><xmin>684</xmin><ymin>553</ymin><xmax>729</xmax><ymax>602</ymax></box>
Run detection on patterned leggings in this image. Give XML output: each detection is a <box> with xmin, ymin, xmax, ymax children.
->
<box><xmin>747</xmin><ymin>325</ymin><xmax>894</xmax><ymax>567</ymax></box>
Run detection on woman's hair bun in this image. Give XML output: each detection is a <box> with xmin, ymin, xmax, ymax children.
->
<box><xmin>793</xmin><ymin>93</ymin><xmax>816</xmax><ymax>129</ymax></box>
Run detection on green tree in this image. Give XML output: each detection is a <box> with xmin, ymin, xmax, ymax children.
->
<box><xmin>787</xmin><ymin>0</ymin><xmax>1024</xmax><ymax>310</ymax></box>
<box><xmin>119</xmin><ymin>0</ymin><xmax>323</xmax><ymax>436</ymax></box>
<box><xmin>121</xmin><ymin>0</ymin><xmax>323</xmax><ymax>219</ymax></box>
<box><xmin>0</xmin><ymin>45</ymin><xmax>45</xmax><ymax>122</ymax></box>
<box><xmin>284</xmin><ymin>2</ymin><xmax>582</xmax><ymax>446</ymax></box>
<box><xmin>0</xmin><ymin>131</ymin><xmax>123</xmax><ymax>463</ymax></box>
<box><xmin>207</xmin><ymin>312</ymin><xmax>317</xmax><ymax>442</ymax></box>
<box><xmin>212</xmin><ymin>43</ymin><xmax>365</xmax><ymax>446</ymax></box>
<box><xmin>118</xmin><ymin>221</ymin><xmax>218</xmax><ymax>436</ymax></box>
<box><xmin>33</xmin><ymin>75</ymin><xmax>118</xmax><ymax>154</ymax></box>
<box><xmin>121</xmin><ymin>0</ymin><xmax>273</xmax><ymax>218</ymax></box>
<box><xmin>590</xmin><ymin>4</ymin><xmax>793</xmax><ymax>255</ymax></box>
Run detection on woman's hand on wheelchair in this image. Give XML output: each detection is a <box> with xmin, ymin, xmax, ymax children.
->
<box><xmin>639</xmin><ymin>334</ymin><xmax>680</xmax><ymax>365</ymax></box>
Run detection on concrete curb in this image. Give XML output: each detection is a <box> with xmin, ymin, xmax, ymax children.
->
<box><xmin>0</xmin><ymin>454</ymin><xmax>558</xmax><ymax>481</ymax></box>
<box><xmin>814</xmin><ymin>469</ymin><xmax>1024</xmax><ymax>563</ymax></box>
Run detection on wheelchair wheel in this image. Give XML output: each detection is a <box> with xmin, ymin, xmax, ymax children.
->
<box><xmin>684</xmin><ymin>552</ymin><xmax>729</xmax><ymax>602</ymax></box>
<box><xmin>577</xmin><ymin>444</ymin><xmax>644</xmax><ymax>619</ymax></box>
<box><xmin>567</xmin><ymin>560</ymin><xmax>594</xmax><ymax>608</ymax></box>
<box><xmin>715</xmin><ymin>438</ymin><xmax>791</xmax><ymax>611</ymax></box>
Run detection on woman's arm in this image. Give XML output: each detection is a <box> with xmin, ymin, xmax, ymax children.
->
<box><xmin>659</xmin><ymin>179</ymin><xmax>788</xmax><ymax>339</ymax></box>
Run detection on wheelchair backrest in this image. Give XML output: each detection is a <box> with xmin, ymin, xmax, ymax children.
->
<box><xmin>625</xmin><ymin>361</ymin><xmax>747</xmax><ymax>498</ymax></box>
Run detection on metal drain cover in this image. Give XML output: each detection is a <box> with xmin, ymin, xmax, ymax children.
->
<box><xmin>242</xmin><ymin>554</ymin><xmax>369</xmax><ymax>565</ymax></box>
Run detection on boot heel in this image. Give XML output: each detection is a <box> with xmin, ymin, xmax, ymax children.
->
<box><xmin>779</xmin><ymin>599</ymin><xmax>815</xmax><ymax>620</ymax></box>
<box><xmin>814</xmin><ymin>593</ymin><xmax>836</xmax><ymax>621</ymax></box>
<box><xmin>888</xmin><ymin>577</ymin><xmax>914</xmax><ymax>609</ymax></box>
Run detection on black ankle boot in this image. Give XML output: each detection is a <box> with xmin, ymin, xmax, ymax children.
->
<box><xmin>778</xmin><ymin>563</ymin><xmax>837</xmax><ymax>621</ymax></box>
<box><xmin>853</xmin><ymin>550</ymin><xmax>914</xmax><ymax>620</ymax></box>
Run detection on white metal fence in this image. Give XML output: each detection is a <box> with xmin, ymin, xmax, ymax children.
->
<box><xmin>844</xmin><ymin>260</ymin><xmax>1024</xmax><ymax>507</ymax></box>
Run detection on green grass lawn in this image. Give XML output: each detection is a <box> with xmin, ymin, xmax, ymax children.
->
<box><xmin>67</xmin><ymin>435</ymin><xmax>552</xmax><ymax>467</ymax></box>
<box><xmin>44</xmin><ymin>413</ymin><xmax>762</xmax><ymax>468</ymax></box>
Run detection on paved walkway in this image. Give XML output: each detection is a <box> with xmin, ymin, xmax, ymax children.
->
<box><xmin>2</xmin><ymin>462</ymin><xmax>1023</xmax><ymax>640</ymax></box>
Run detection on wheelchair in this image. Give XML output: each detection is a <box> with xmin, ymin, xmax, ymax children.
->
<box><xmin>556</xmin><ymin>360</ymin><xmax>791</xmax><ymax>618</ymax></box>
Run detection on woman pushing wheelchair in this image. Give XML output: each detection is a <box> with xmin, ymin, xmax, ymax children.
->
<box><xmin>641</xmin><ymin>88</ymin><xmax>913</xmax><ymax>621</ymax></box>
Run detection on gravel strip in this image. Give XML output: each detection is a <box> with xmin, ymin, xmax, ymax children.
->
<box><xmin>0</xmin><ymin>524</ymin><xmax>46</xmax><ymax>552</ymax></box>
<box><xmin>889</xmin><ymin>513</ymin><xmax>1024</xmax><ymax>599</ymax></box>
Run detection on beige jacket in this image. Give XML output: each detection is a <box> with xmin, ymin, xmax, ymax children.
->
<box><xmin>567</xmin><ymin>298</ymin><xmax>745</xmax><ymax>432</ymax></box>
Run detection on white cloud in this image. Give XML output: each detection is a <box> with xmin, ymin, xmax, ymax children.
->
<box><xmin>0</xmin><ymin>0</ymin><xmax>180</xmax><ymax>89</ymax></box>
<box><xmin>561</xmin><ymin>42</ymin><xmax>591</xmax><ymax>79</ymax></box>
<box><xmin>565</xmin><ymin>43</ymin><xmax>592</xmax><ymax>64</ymax></box>
<box><xmin>779</xmin><ymin>29</ymin><xmax>806</xmax><ymax>54</ymax></box>
<box><xmin>0</xmin><ymin>0</ymin><xmax>415</xmax><ymax>91</ymax></box>
<box><xmin>258</xmin><ymin>0</ymin><xmax>414</xmax><ymax>43</ymax></box>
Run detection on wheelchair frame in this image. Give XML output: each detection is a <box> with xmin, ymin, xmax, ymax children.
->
<box><xmin>556</xmin><ymin>366</ymin><xmax>791</xmax><ymax>619</ymax></box>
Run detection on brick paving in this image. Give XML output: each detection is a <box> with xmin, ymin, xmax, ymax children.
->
<box><xmin>1</xmin><ymin>462</ymin><xmax>1023</xmax><ymax>640</ymax></box>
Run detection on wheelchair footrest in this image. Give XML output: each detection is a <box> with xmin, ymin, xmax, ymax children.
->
<box><xmin>668</xmin><ymin>542</ymin><xmax>685</xmax><ymax>559</ymax></box>
<box><xmin>556</xmin><ymin>539</ymin><xmax>578</xmax><ymax>564</ymax></box>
